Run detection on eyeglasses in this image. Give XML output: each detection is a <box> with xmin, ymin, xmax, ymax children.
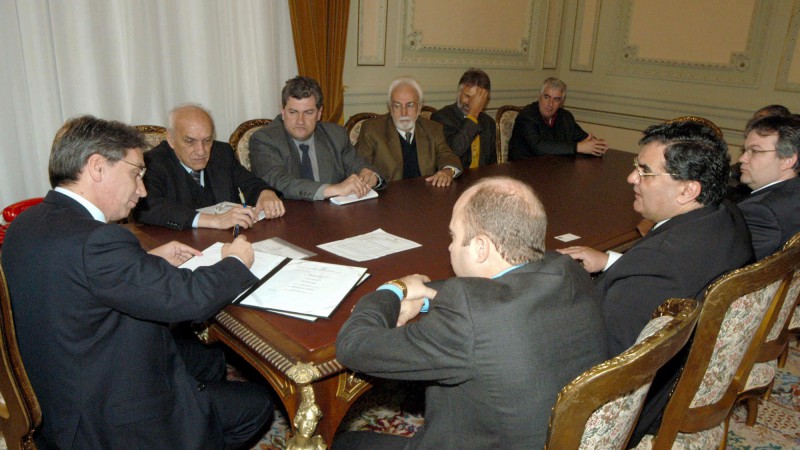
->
<box><xmin>391</xmin><ymin>102</ymin><xmax>417</xmax><ymax>112</ymax></box>
<box><xmin>118</xmin><ymin>159</ymin><xmax>147</xmax><ymax>179</ymax></box>
<box><xmin>632</xmin><ymin>159</ymin><xmax>676</xmax><ymax>178</ymax></box>
<box><xmin>740</xmin><ymin>147</ymin><xmax>778</xmax><ymax>157</ymax></box>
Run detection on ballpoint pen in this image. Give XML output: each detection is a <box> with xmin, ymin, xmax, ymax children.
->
<box><xmin>234</xmin><ymin>187</ymin><xmax>247</xmax><ymax>237</ymax></box>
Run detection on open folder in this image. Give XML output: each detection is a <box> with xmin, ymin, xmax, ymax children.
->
<box><xmin>179</xmin><ymin>242</ymin><xmax>367</xmax><ymax>319</ymax></box>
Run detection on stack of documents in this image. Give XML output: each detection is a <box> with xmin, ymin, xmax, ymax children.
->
<box><xmin>317</xmin><ymin>228</ymin><xmax>421</xmax><ymax>262</ymax></box>
<box><xmin>329</xmin><ymin>189</ymin><xmax>378</xmax><ymax>205</ymax></box>
<box><xmin>197</xmin><ymin>201</ymin><xmax>267</xmax><ymax>221</ymax></box>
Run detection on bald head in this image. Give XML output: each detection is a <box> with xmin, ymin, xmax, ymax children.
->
<box><xmin>166</xmin><ymin>104</ymin><xmax>215</xmax><ymax>171</ymax></box>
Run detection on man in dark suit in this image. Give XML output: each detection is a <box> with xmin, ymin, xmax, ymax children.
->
<box><xmin>508</xmin><ymin>77</ymin><xmax>607</xmax><ymax>160</ymax></box>
<box><xmin>356</xmin><ymin>76</ymin><xmax>462</xmax><ymax>186</ymax></box>
<box><xmin>334</xmin><ymin>177</ymin><xmax>607</xmax><ymax>449</ymax></box>
<box><xmin>249</xmin><ymin>76</ymin><xmax>384</xmax><ymax>201</ymax></box>
<box><xmin>1</xmin><ymin>116</ymin><xmax>273</xmax><ymax>448</ymax></box>
<box><xmin>430</xmin><ymin>68</ymin><xmax>497</xmax><ymax>169</ymax></box>
<box><xmin>737</xmin><ymin>115</ymin><xmax>800</xmax><ymax>259</ymax></box>
<box><xmin>133</xmin><ymin>104</ymin><xmax>284</xmax><ymax>230</ymax></box>
<box><xmin>559</xmin><ymin>120</ymin><xmax>753</xmax><ymax>446</ymax></box>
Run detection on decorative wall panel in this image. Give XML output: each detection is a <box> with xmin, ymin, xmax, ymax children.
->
<box><xmin>570</xmin><ymin>0</ymin><xmax>601</xmax><ymax>71</ymax></box>
<box><xmin>358</xmin><ymin>0</ymin><xmax>388</xmax><ymax>65</ymax></box>
<box><xmin>542</xmin><ymin>0</ymin><xmax>564</xmax><ymax>69</ymax></box>
<box><xmin>777</xmin><ymin>0</ymin><xmax>800</xmax><ymax>92</ymax></box>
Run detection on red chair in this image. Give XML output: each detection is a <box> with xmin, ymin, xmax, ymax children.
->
<box><xmin>0</xmin><ymin>198</ymin><xmax>44</xmax><ymax>248</ymax></box>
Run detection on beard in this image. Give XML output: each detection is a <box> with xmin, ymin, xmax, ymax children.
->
<box><xmin>393</xmin><ymin>116</ymin><xmax>414</xmax><ymax>132</ymax></box>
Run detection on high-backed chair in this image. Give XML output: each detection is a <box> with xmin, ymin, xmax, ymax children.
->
<box><xmin>0</xmin><ymin>198</ymin><xmax>44</xmax><ymax>249</ymax></box>
<box><xmin>781</xmin><ymin>232</ymin><xmax>800</xmax><ymax>369</ymax></box>
<box><xmin>0</xmin><ymin>265</ymin><xmax>42</xmax><ymax>450</ymax></box>
<box><xmin>545</xmin><ymin>298</ymin><xmax>699</xmax><ymax>450</ymax></box>
<box><xmin>495</xmin><ymin>105</ymin><xmax>523</xmax><ymax>163</ymax></box>
<box><xmin>228</xmin><ymin>119</ymin><xmax>272</xmax><ymax>171</ymax></box>
<box><xmin>133</xmin><ymin>125</ymin><xmax>167</xmax><ymax>151</ymax></box>
<box><xmin>738</xmin><ymin>232</ymin><xmax>800</xmax><ymax>425</ymax></box>
<box><xmin>634</xmin><ymin>243</ymin><xmax>800</xmax><ymax>449</ymax></box>
<box><xmin>344</xmin><ymin>112</ymin><xmax>379</xmax><ymax>146</ymax></box>
<box><xmin>420</xmin><ymin>105</ymin><xmax>437</xmax><ymax>120</ymax></box>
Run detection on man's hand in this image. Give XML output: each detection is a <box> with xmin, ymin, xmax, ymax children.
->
<box><xmin>198</xmin><ymin>205</ymin><xmax>256</xmax><ymax>230</ymax></box>
<box><xmin>149</xmin><ymin>241</ymin><xmax>202</xmax><ymax>267</ymax></box>
<box><xmin>467</xmin><ymin>87</ymin><xmax>489</xmax><ymax>118</ymax></box>
<box><xmin>255</xmin><ymin>189</ymin><xmax>285</xmax><ymax>219</ymax></box>
<box><xmin>357</xmin><ymin>167</ymin><xmax>379</xmax><ymax>189</ymax></box>
<box><xmin>324</xmin><ymin>173</ymin><xmax>371</xmax><ymax>198</ymax></box>
<box><xmin>577</xmin><ymin>134</ymin><xmax>608</xmax><ymax>156</ymax></box>
<box><xmin>395</xmin><ymin>274</ymin><xmax>438</xmax><ymax>326</ymax></box>
<box><xmin>556</xmin><ymin>246</ymin><xmax>608</xmax><ymax>273</ymax></box>
<box><xmin>426</xmin><ymin>169</ymin><xmax>454</xmax><ymax>187</ymax></box>
<box><xmin>221</xmin><ymin>235</ymin><xmax>255</xmax><ymax>268</ymax></box>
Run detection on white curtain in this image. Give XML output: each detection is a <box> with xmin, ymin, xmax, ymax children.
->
<box><xmin>0</xmin><ymin>0</ymin><xmax>297</xmax><ymax>209</ymax></box>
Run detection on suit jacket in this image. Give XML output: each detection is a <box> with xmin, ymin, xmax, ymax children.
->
<box><xmin>738</xmin><ymin>176</ymin><xmax>800</xmax><ymax>260</ymax></box>
<box><xmin>508</xmin><ymin>102</ymin><xmax>589</xmax><ymax>160</ymax></box>
<box><xmin>248</xmin><ymin>117</ymin><xmax>378</xmax><ymax>201</ymax></box>
<box><xmin>355</xmin><ymin>114</ymin><xmax>462</xmax><ymax>181</ymax></box>
<box><xmin>596</xmin><ymin>201</ymin><xmax>753</xmax><ymax>445</ymax></box>
<box><xmin>133</xmin><ymin>140</ymin><xmax>272</xmax><ymax>229</ymax></box>
<box><xmin>1</xmin><ymin>190</ymin><xmax>257</xmax><ymax>449</ymax></box>
<box><xmin>336</xmin><ymin>253</ymin><xmax>607</xmax><ymax>449</ymax></box>
<box><xmin>430</xmin><ymin>103</ymin><xmax>497</xmax><ymax>168</ymax></box>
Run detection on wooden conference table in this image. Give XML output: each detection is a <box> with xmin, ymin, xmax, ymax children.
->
<box><xmin>127</xmin><ymin>149</ymin><xmax>641</xmax><ymax>445</ymax></box>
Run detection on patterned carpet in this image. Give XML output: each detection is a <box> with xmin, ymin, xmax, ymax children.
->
<box><xmin>250</xmin><ymin>346</ymin><xmax>800</xmax><ymax>449</ymax></box>
<box><xmin>2</xmin><ymin>347</ymin><xmax>798</xmax><ymax>449</ymax></box>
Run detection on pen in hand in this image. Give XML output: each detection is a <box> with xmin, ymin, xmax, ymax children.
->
<box><xmin>234</xmin><ymin>187</ymin><xmax>247</xmax><ymax>238</ymax></box>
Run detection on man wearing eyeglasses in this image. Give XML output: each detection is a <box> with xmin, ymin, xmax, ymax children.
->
<box><xmin>134</xmin><ymin>104</ymin><xmax>284</xmax><ymax>230</ymax></box>
<box><xmin>737</xmin><ymin>115</ymin><xmax>800</xmax><ymax>259</ymax></box>
<box><xmin>2</xmin><ymin>116</ymin><xmax>274</xmax><ymax>448</ymax></box>
<box><xmin>558</xmin><ymin>120</ymin><xmax>753</xmax><ymax>446</ymax></box>
<box><xmin>356</xmin><ymin>76</ymin><xmax>462</xmax><ymax>186</ymax></box>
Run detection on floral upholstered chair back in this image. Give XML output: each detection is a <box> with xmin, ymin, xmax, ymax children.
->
<box><xmin>545</xmin><ymin>298</ymin><xmax>699</xmax><ymax>450</ymax></box>
<box><xmin>133</xmin><ymin>125</ymin><xmax>167</xmax><ymax>151</ymax></box>
<box><xmin>228</xmin><ymin>119</ymin><xmax>271</xmax><ymax>171</ymax></box>
<box><xmin>495</xmin><ymin>105</ymin><xmax>522</xmax><ymax>164</ymax></box>
<box><xmin>344</xmin><ymin>112</ymin><xmax>379</xmax><ymax>147</ymax></box>
<box><xmin>635</xmin><ymin>243</ymin><xmax>800</xmax><ymax>449</ymax></box>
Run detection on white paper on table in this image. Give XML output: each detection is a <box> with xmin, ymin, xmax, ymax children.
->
<box><xmin>241</xmin><ymin>260</ymin><xmax>367</xmax><ymax>317</ymax></box>
<box><xmin>329</xmin><ymin>189</ymin><xmax>378</xmax><ymax>205</ymax></box>
<box><xmin>316</xmin><ymin>228</ymin><xmax>421</xmax><ymax>262</ymax></box>
<box><xmin>197</xmin><ymin>201</ymin><xmax>266</xmax><ymax>221</ymax></box>
<box><xmin>252</xmin><ymin>237</ymin><xmax>316</xmax><ymax>260</ymax></box>
<box><xmin>554</xmin><ymin>233</ymin><xmax>581</xmax><ymax>243</ymax></box>
<box><xmin>179</xmin><ymin>242</ymin><xmax>286</xmax><ymax>279</ymax></box>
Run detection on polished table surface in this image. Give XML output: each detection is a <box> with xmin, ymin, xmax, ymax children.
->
<box><xmin>128</xmin><ymin>149</ymin><xmax>641</xmax><ymax>443</ymax></box>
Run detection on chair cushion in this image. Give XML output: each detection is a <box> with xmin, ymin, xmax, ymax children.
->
<box><xmin>634</xmin><ymin>422</ymin><xmax>725</xmax><ymax>449</ymax></box>
<box><xmin>744</xmin><ymin>359</ymin><xmax>777</xmax><ymax>391</ymax></box>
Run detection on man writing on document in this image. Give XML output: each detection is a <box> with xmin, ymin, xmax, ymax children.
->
<box><xmin>334</xmin><ymin>177</ymin><xmax>606</xmax><ymax>449</ymax></box>
<box><xmin>2</xmin><ymin>116</ymin><xmax>273</xmax><ymax>448</ymax></box>
<box><xmin>134</xmin><ymin>104</ymin><xmax>284</xmax><ymax>230</ymax></box>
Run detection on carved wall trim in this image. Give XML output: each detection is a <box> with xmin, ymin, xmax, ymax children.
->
<box><xmin>570</xmin><ymin>0</ymin><xmax>602</xmax><ymax>72</ymax></box>
<box><xmin>542</xmin><ymin>0</ymin><xmax>564</xmax><ymax>69</ymax></box>
<box><xmin>358</xmin><ymin>0</ymin><xmax>388</xmax><ymax>66</ymax></box>
<box><xmin>398</xmin><ymin>0</ymin><xmax>544</xmax><ymax>68</ymax></box>
<box><xmin>777</xmin><ymin>0</ymin><xmax>800</xmax><ymax>92</ymax></box>
<box><xmin>607</xmin><ymin>0</ymin><xmax>772</xmax><ymax>85</ymax></box>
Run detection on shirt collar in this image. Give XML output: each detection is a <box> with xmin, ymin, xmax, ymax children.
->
<box><xmin>492</xmin><ymin>263</ymin><xmax>526</xmax><ymax>279</ymax></box>
<box><xmin>751</xmin><ymin>178</ymin><xmax>787</xmax><ymax>194</ymax></box>
<box><xmin>55</xmin><ymin>187</ymin><xmax>106</xmax><ymax>222</ymax></box>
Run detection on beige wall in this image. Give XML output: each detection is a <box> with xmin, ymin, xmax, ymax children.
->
<box><xmin>343</xmin><ymin>0</ymin><xmax>800</xmax><ymax>156</ymax></box>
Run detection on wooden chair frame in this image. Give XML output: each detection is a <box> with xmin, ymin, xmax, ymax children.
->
<box><xmin>0</xmin><ymin>265</ymin><xmax>41</xmax><ymax>450</ymax></box>
<box><xmin>495</xmin><ymin>105</ymin><xmax>523</xmax><ymax>164</ymax></box>
<box><xmin>545</xmin><ymin>298</ymin><xmax>699</xmax><ymax>449</ymax></box>
<box><xmin>228</xmin><ymin>118</ymin><xmax>272</xmax><ymax>170</ymax></box>
<box><xmin>133</xmin><ymin>124</ymin><xmax>167</xmax><ymax>151</ymax></box>
<box><xmin>344</xmin><ymin>112</ymin><xmax>379</xmax><ymax>146</ymax></box>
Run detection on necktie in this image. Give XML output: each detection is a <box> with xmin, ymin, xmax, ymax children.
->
<box><xmin>405</xmin><ymin>131</ymin><xmax>412</xmax><ymax>144</ymax></box>
<box><xmin>299</xmin><ymin>144</ymin><xmax>314</xmax><ymax>180</ymax></box>
<box><xmin>190</xmin><ymin>170</ymin><xmax>202</xmax><ymax>185</ymax></box>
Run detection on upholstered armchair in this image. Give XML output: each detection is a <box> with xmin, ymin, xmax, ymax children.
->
<box><xmin>545</xmin><ymin>298</ymin><xmax>699</xmax><ymax>450</ymax></box>
<box><xmin>419</xmin><ymin>105</ymin><xmax>437</xmax><ymax>120</ymax></box>
<box><xmin>133</xmin><ymin>124</ymin><xmax>167</xmax><ymax>151</ymax></box>
<box><xmin>635</xmin><ymin>242</ymin><xmax>800</xmax><ymax>449</ymax></box>
<box><xmin>228</xmin><ymin>119</ymin><xmax>272</xmax><ymax>171</ymax></box>
<box><xmin>0</xmin><ymin>198</ymin><xmax>44</xmax><ymax>249</ymax></box>
<box><xmin>344</xmin><ymin>112</ymin><xmax>379</xmax><ymax>146</ymax></box>
<box><xmin>780</xmin><ymin>232</ymin><xmax>800</xmax><ymax>368</ymax></box>
<box><xmin>494</xmin><ymin>105</ymin><xmax>523</xmax><ymax>164</ymax></box>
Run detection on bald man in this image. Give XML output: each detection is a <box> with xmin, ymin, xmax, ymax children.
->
<box><xmin>134</xmin><ymin>104</ymin><xmax>284</xmax><ymax>230</ymax></box>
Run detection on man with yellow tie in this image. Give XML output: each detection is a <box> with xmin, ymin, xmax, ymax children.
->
<box><xmin>431</xmin><ymin>68</ymin><xmax>497</xmax><ymax>169</ymax></box>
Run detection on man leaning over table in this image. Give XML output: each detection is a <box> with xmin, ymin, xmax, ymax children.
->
<box><xmin>2</xmin><ymin>115</ymin><xmax>273</xmax><ymax>449</ymax></box>
<box><xmin>430</xmin><ymin>68</ymin><xmax>497</xmax><ymax>169</ymax></box>
<box><xmin>248</xmin><ymin>76</ymin><xmax>385</xmax><ymax>201</ymax></box>
<box><xmin>334</xmin><ymin>177</ymin><xmax>606</xmax><ymax>449</ymax></box>
<box><xmin>355</xmin><ymin>76</ymin><xmax>463</xmax><ymax>187</ymax></box>
<box><xmin>133</xmin><ymin>103</ymin><xmax>284</xmax><ymax>230</ymax></box>
<box><xmin>558</xmin><ymin>119</ymin><xmax>753</xmax><ymax>446</ymax></box>
<box><xmin>508</xmin><ymin>77</ymin><xmax>607</xmax><ymax>160</ymax></box>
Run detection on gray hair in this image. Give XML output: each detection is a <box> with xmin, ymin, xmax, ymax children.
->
<box><xmin>49</xmin><ymin>115</ymin><xmax>145</xmax><ymax>188</ymax></box>
<box><xmin>167</xmin><ymin>103</ymin><xmax>214</xmax><ymax>135</ymax></box>
<box><xmin>387</xmin><ymin>76</ymin><xmax>424</xmax><ymax>106</ymax></box>
<box><xmin>540</xmin><ymin>77</ymin><xmax>567</xmax><ymax>97</ymax></box>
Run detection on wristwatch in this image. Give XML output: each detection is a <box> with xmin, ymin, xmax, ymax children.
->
<box><xmin>385</xmin><ymin>279</ymin><xmax>407</xmax><ymax>300</ymax></box>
